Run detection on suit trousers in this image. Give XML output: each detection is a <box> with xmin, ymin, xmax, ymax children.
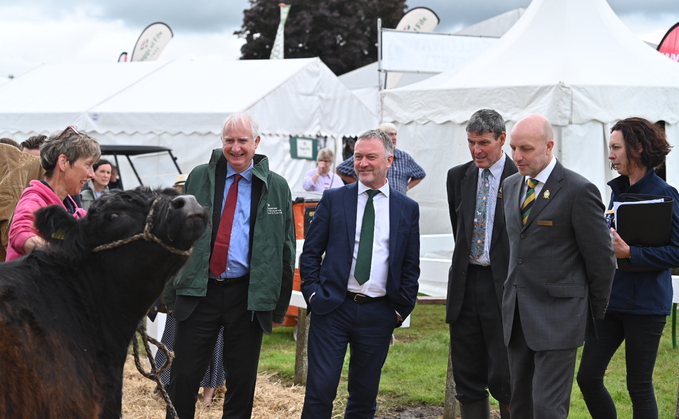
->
<box><xmin>507</xmin><ymin>306</ymin><xmax>577</xmax><ymax>419</ymax></box>
<box><xmin>168</xmin><ymin>277</ymin><xmax>263</xmax><ymax>419</ymax></box>
<box><xmin>449</xmin><ymin>264</ymin><xmax>511</xmax><ymax>405</ymax></box>
<box><xmin>577</xmin><ymin>313</ymin><xmax>666</xmax><ymax>419</ymax></box>
<box><xmin>302</xmin><ymin>296</ymin><xmax>397</xmax><ymax>419</ymax></box>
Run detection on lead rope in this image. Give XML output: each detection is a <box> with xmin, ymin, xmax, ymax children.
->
<box><xmin>92</xmin><ymin>197</ymin><xmax>192</xmax><ymax>257</ymax></box>
<box><xmin>133</xmin><ymin>321</ymin><xmax>180</xmax><ymax>419</ymax></box>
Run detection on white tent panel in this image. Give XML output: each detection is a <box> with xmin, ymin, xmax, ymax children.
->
<box><xmin>0</xmin><ymin>62</ymin><xmax>168</xmax><ymax>134</ymax></box>
<box><xmin>383</xmin><ymin>0</ymin><xmax>679</xmax><ymax>234</ymax></box>
<box><xmin>0</xmin><ymin>58</ymin><xmax>376</xmax><ymax>191</ymax></box>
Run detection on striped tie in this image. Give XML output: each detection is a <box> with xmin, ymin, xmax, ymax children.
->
<box><xmin>521</xmin><ymin>178</ymin><xmax>538</xmax><ymax>225</ymax></box>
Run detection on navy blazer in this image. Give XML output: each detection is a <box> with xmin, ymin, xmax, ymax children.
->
<box><xmin>299</xmin><ymin>182</ymin><xmax>420</xmax><ymax>320</ymax></box>
<box><xmin>445</xmin><ymin>157</ymin><xmax>517</xmax><ymax>324</ymax></box>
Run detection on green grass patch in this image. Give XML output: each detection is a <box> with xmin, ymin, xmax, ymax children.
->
<box><xmin>259</xmin><ymin>304</ymin><xmax>679</xmax><ymax>417</ymax></box>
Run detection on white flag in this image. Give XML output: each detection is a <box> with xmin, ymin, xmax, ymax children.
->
<box><xmin>270</xmin><ymin>4</ymin><xmax>291</xmax><ymax>60</ymax></box>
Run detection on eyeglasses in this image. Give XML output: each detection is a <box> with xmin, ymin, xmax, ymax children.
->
<box><xmin>318</xmin><ymin>159</ymin><xmax>332</xmax><ymax>163</ymax></box>
<box><xmin>60</xmin><ymin>125</ymin><xmax>81</xmax><ymax>137</ymax></box>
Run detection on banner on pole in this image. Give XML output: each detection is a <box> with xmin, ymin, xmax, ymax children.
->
<box><xmin>385</xmin><ymin>7</ymin><xmax>440</xmax><ymax>88</ymax></box>
<box><xmin>270</xmin><ymin>4</ymin><xmax>291</xmax><ymax>60</ymax></box>
<box><xmin>382</xmin><ymin>30</ymin><xmax>497</xmax><ymax>74</ymax></box>
<box><xmin>130</xmin><ymin>22</ymin><xmax>174</xmax><ymax>62</ymax></box>
<box><xmin>658</xmin><ymin>22</ymin><xmax>679</xmax><ymax>62</ymax></box>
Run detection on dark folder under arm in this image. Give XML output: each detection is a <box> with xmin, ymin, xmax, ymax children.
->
<box><xmin>615</xmin><ymin>193</ymin><xmax>673</xmax><ymax>273</ymax></box>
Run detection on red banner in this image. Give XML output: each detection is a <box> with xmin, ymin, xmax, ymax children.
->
<box><xmin>658</xmin><ymin>22</ymin><xmax>679</xmax><ymax>62</ymax></box>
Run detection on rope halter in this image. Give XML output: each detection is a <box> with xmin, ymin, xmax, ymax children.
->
<box><xmin>92</xmin><ymin>197</ymin><xmax>192</xmax><ymax>256</ymax></box>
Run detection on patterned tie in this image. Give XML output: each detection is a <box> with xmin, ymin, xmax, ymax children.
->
<box><xmin>521</xmin><ymin>178</ymin><xmax>538</xmax><ymax>225</ymax></box>
<box><xmin>209</xmin><ymin>174</ymin><xmax>242</xmax><ymax>277</ymax></box>
<box><xmin>470</xmin><ymin>169</ymin><xmax>490</xmax><ymax>259</ymax></box>
<box><xmin>354</xmin><ymin>189</ymin><xmax>380</xmax><ymax>284</ymax></box>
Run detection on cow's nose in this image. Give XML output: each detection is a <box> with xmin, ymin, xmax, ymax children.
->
<box><xmin>172</xmin><ymin>195</ymin><xmax>204</xmax><ymax>215</ymax></box>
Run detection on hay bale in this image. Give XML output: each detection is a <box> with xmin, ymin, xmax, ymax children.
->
<box><xmin>122</xmin><ymin>355</ymin><xmax>304</xmax><ymax>418</ymax></box>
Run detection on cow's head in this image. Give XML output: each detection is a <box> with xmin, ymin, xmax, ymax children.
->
<box><xmin>33</xmin><ymin>187</ymin><xmax>208</xmax><ymax>266</ymax></box>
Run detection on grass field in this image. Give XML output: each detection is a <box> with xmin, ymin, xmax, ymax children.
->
<box><xmin>259</xmin><ymin>304</ymin><xmax>679</xmax><ymax>418</ymax></box>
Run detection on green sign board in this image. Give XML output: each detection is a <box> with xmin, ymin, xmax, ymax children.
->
<box><xmin>290</xmin><ymin>136</ymin><xmax>318</xmax><ymax>160</ymax></box>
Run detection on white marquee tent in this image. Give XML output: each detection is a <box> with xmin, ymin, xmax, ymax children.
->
<box><xmin>0</xmin><ymin>58</ymin><xmax>377</xmax><ymax>190</ymax></box>
<box><xmin>382</xmin><ymin>0</ymin><xmax>679</xmax><ymax>234</ymax></box>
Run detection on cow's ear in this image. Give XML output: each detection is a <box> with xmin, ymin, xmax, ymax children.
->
<box><xmin>33</xmin><ymin>205</ymin><xmax>80</xmax><ymax>244</ymax></box>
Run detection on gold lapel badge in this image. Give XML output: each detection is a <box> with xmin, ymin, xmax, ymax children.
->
<box><xmin>543</xmin><ymin>190</ymin><xmax>550</xmax><ymax>199</ymax></box>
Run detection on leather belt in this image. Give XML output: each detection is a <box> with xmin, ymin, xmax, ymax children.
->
<box><xmin>209</xmin><ymin>274</ymin><xmax>249</xmax><ymax>286</ymax></box>
<box><xmin>346</xmin><ymin>291</ymin><xmax>386</xmax><ymax>304</ymax></box>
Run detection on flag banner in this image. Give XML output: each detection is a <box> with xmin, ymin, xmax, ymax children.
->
<box><xmin>385</xmin><ymin>7</ymin><xmax>440</xmax><ymax>88</ymax></box>
<box><xmin>130</xmin><ymin>22</ymin><xmax>174</xmax><ymax>62</ymax></box>
<box><xmin>270</xmin><ymin>4</ymin><xmax>291</xmax><ymax>60</ymax></box>
<box><xmin>381</xmin><ymin>30</ymin><xmax>497</xmax><ymax>74</ymax></box>
<box><xmin>658</xmin><ymin>22</ymin><xmax>679</xmax><ymax>62</ymax></box>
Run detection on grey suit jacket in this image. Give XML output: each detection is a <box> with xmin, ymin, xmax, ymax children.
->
<box><xmin>502</xmin><ymin>160</ymin><xmax>616</xmax><ymax>351</ymax></box>
<box><xmin>446</xmin><ymin>157</ymin><xmax>518</xmax><ymax>324</ymax></box>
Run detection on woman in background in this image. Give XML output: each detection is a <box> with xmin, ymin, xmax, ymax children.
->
<box><xmin>80</xmin><ymin>159</ymin><xmax>112</xmax><ymax>210</ymax></box>
<box><xmin>302</xmin><ymin>148</ymin><xmax>343</xmax><ymax>191</ymax></box>
<box><xmin>577</xmin><ymin>117</ymin><xmax>679</xmax><ymax>418</ymax></box>
<box><xmin>7</xmin><ymin>126</ymin><xmax>99</xmax><ymax>261</ymax></box>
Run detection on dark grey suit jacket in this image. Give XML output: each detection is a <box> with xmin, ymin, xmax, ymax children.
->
<box><xmin>502</xmin><ymin>160</ymin><xmax>616</xmax><ymax>351</ymax></box>
<box><xmin>445</xmin><ymin>157</ymin><xmax>518</xmax><ymax>324</ymax></box>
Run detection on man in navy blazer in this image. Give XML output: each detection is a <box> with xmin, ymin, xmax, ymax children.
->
<box><xmin>300</xmin><ymin>129</ymin><xmax>420</xmax><ymax>418</ymax></box>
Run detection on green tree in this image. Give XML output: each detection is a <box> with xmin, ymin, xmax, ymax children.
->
<box><xmin>235</xmin><ymin>0</ymin><xmax>407</xmax><ymax>75</ymax></box>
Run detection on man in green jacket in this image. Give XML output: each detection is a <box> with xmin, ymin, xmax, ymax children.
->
<box><xmin>165</xmin><ymin>113</ymin><xmax>295</xmax><ymax>419</ymax></box>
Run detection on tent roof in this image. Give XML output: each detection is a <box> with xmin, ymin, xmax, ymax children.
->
<box><xmin>0</xmin><ymin>58</ymin><xmax>376</xmax><ymax>137</ymax></box>
<box><xmin>453</xmin><ymin>7</ymin><xmax>525</xmax><ymax>37</ymax></box>
<box><xmin>383</xmin><ymin>0</ymin><xmax>679</xmax><ymax>126</ymax></box>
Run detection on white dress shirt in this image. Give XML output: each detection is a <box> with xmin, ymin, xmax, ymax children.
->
<box><xmin>521</xmin><ymin>156</ymin><xmax>557</xmax><ymax>203</ymax></box>
<box><xmin>347</xmin><ymin>181</ymin><xmax>390</xmax><ymax>297</ymax></box>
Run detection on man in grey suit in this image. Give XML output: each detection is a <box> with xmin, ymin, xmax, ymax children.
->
<box><xmin>446</xmin><ymin>109</ymin><xmax>515</xmax><ymax>419</ymax></box>
<box><xmin>502</xmin><ymin>114</ymin><xmax>615</xmax><ymax>419</ymax></box>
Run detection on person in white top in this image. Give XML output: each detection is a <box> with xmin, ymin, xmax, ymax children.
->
<box><xmin>302</xmin><ymin>148</ymin><xmax>344</xmax><ymax>191</ymax></box>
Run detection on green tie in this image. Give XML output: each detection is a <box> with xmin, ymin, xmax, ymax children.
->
<box><xmin>354</xmin><ymin>189</ymin><xmax>380</xmax><ymax>284</ymax></box>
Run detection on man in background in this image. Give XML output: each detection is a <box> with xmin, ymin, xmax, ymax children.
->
<box><xmin>336</xmin><ymin>122</ymin><xmax>426</xmax><ymax>193</ymax></box>
<box><xmin>446</xmin><ymin>109</ymin><xmax>515</xmax><ymax>418</ymax></box>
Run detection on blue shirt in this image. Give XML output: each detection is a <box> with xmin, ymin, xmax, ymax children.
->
<box><xmin>336</xmin><ymin>149</ymin><xmax>426</xmax><ymax>194</ymax></box>
<box><xmin>215</xmin><ymin>162</ymin><xmax>253</xmax><ymax>278</ymax></box>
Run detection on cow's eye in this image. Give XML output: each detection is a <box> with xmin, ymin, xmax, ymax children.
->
<box><xmin>107</xmin><ymin>213</ymin><xmax>119</xmax><ymax>221</ymax></box>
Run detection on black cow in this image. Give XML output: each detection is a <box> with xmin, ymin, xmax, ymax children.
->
<box><xmin>0</xmin><ymin>188</ymin><xmax>208</xmax><ymax>419</ymax></box>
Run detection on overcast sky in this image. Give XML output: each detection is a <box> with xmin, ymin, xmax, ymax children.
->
<box><xmin>0</xmin><ymin>0</ymin><xmax>678</xmax><ymax>78</ymax></box>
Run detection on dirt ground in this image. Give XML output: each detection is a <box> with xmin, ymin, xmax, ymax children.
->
<box><xmin>122</xmin><ymin>355</ymin><xmax>460</xmax><ymax>419</ymax></box>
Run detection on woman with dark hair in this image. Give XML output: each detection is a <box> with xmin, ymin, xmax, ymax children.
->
<box><xmin>577</xmin><ymin>117</ymin><xmax>679</xmax><ymax>418</ymax></box>
<box><xmin>7</xmin><ymin>126</ymin><xmax>100</xmax><ymax>261</ymax></box>
<box><xmin>80</xmin><ymin>159</ymin><xmax>113</xmax><ymax>210</ymax></box>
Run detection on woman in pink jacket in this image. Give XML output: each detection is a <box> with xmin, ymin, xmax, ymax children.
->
<box><xmin>7</xmin><ymin>126</ymin><xmax>100</xmax><ymax>261</ymax></box>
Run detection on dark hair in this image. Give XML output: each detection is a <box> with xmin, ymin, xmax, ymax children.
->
<box><xmin>0</xmin><ymin>137</ymin><xmax>21</xmax><ymax>149</ymax></box>
<box><xmin>610</xmin><ymin>117</ymin><xmax>672</xmax><ymax>170</ymax></box>
<box><xmin>21</xmin><ymin>135</ymin><xmax>47</xmax><ymax>151</ymax></box>
<box><xmin>467</xmin><ymin>109</ymin><xmax>506</xmax><ymax>139</ymax></box>
<box><xmin>94</xmin><ymin>159</ymin><xmax>112</xmax><ymax>172</ymax></box>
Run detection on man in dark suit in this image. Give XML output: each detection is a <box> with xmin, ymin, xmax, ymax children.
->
<box><xmin>502</xmin><ymin>114</ymin><xmax>615</xmax><ymax>419</ymax></box>
<box><xmin>164</xmin><ymin>113</ymin><xmax>295</xmax><ymax>419</ymax></box>
<box><xmin>300</xmin><ymin>129</ymin><xmax>420</xmax><ymax>419</ymax></box>
<box><xmin>446</xmin><ymin>109</ymin><xmax>515</xmax><ymax>419</ymax></box>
